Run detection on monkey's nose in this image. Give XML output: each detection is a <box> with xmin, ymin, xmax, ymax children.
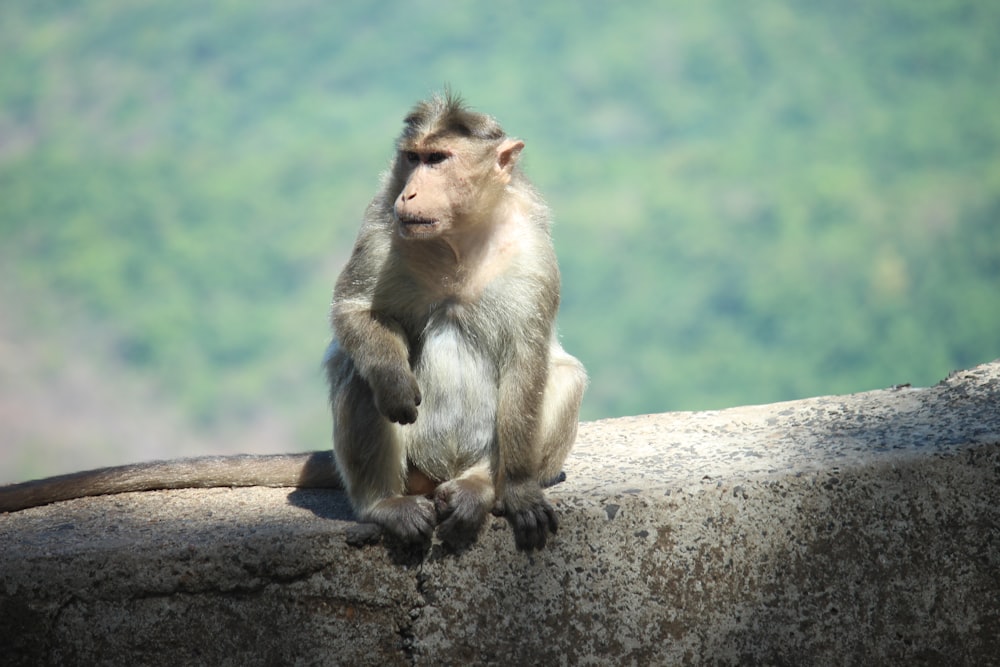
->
<box><xmin>402</xmin><ymin>191</ymin><xmax>417</xmax><ymax>201</ymax></box>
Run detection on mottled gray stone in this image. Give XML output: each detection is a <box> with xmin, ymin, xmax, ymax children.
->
<box><xmin>2</xmin><ymin>361</ymin><xmax>998</xmax><ymax>665</ymax></box>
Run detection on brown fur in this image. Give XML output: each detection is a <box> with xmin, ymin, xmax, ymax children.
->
<box><xmin>326</xmin><ymin>92</ymin><xmax>587</xmax><ymax>550</ymax></box>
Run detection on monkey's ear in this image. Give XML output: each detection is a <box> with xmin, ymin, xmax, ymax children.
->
<box><xmin>496</xmin><ymin>139</ymin><xmax>525</xmax><ymax>178</ymax></box>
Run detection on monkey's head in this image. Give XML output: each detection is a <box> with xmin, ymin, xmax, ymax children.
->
<box><xmin>390</xmin><ymin>93</ymin><xmax>525</xmax><ymax>240</ymax></box>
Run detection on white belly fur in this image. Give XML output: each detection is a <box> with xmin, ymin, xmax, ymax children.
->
<box><xmin>403</xmin><ymin>321</ymin><xmax>498</xmax><ymax>480</ymax></box>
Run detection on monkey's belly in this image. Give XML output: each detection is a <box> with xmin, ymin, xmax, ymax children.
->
<box><xmin>404</xmin><ymin>324</ymin><xmax>498</xmax><ymax>481</ymax></box>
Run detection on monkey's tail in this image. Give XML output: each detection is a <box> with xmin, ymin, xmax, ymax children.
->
<box><xmin>0</xmin><ymin>451</ymin><xmax>343</xmax><ymax>513</ymax></box>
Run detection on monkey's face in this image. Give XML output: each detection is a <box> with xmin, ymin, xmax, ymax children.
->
<box><xmin>392</xmin><ymin>137</ymin><xmax>523</xmax><ymax>241</ymax></box>
<box><xmin>392</xmin><ymin>143</ymin><xmax>482</xmax><ymax>240</ymax></box>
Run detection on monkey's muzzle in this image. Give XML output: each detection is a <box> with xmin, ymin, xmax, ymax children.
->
<box><xmin>397</xmin><ymin>214</ymin><xmax>440</xmax><ymax>235</ymax></box>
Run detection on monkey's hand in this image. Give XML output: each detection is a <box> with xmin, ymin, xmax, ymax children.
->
<box><xmin>369</xmin><ymin>366</ymin><xmax>422</xmax><ymax>424</ymax></box>
<box><xmin>493</xmin><ymin>480</ymin><xmax>559</xmax><ymax>551</ymax></box>
<box><xmin>366</xmin><ymin>495</ymin><xmax>436</xmax><ymax>544</ymax></box>
<box><xmin>434</xmin><ymin>478</ymin><xmax>494</xmax><ymax>550</ymax></box>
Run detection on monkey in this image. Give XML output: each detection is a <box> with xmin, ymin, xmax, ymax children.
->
<box><xmin>325</xmin><ymin>91</ymin><xmax>586</xmax><ymax>551</ymax></box>
<box><xmin>0</xmin><ymin>92</ymin><xmax>587</xmax><ymax>552</ymax></box>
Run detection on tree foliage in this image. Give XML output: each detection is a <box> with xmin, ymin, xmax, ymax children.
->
<box><xmin>1</xmin><ymin>1</ymin><xmax>997</xmax><ymax>473</ymax></box>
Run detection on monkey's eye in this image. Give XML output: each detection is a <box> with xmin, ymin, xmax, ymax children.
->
<box><xmin>404</xmin><ymin>151</ymin><xmax>420</xmax><ymax>165</ymax></box>
<box><xmin>426</xmin><ymin>152</ymin><xmax>449</xmax><ymax>165</ymax></box>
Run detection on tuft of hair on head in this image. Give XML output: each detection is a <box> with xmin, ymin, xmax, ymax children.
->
<box><xmin>400</xmin><ymin>90</ymin><xmax>506</xmax><ymax>146</ymax></box>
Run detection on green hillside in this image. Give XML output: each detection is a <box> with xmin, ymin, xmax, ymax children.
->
<box><xmin>1</xmin><ymin>1</ymin><xmax>998</xmax><ymax>479</ymax></box>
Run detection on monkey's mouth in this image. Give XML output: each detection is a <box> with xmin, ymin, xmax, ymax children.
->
<box><xmin>398</xmin><ymin>215</ymin><xmax>440</xmax><ymax>232</ymax></box>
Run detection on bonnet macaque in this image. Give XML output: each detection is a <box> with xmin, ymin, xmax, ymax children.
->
<box><xmin>0</xmin><ymin>93</ymin><xmax>586</xmax><ymax>552</ymax></box>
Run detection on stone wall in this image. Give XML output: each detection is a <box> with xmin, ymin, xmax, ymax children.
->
<box><xmin>2</xmin><ymin>361</ymin><xmax>998</xmax><ymax>665</ymax></box>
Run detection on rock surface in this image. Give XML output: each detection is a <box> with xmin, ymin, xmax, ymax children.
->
<box><xmin>2</xmin><ymin>361</ymin><xmax>999</xmax><ymax>665</ymax></box>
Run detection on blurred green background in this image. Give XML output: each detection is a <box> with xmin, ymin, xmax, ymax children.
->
<box><xmin>1</xmin><ymin>1</ymin><xmax>998</xmax><ymax>483</ymax></box>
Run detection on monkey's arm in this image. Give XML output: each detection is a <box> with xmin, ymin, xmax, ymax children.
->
<box><xmin>488</xmin><ymin>257</ymin><xmax>565</xmax><ymax>550</ymax></box>
<box><xmin>331</xmin><ymin>300</ymin><xmax>422</xmax><ymax>425</ymax></box>
<box><xmin>330</xmin><ymin>244</ymin><xmax>422</xmax><ymax>425</ymax></box>
<box><xmin>0</xmin><ymin>451</ymin><xmax>341</xmax><ymax>513</ymax></box>
<box><xmin>493</xmin><ymin>328</ymin><xmax>558</xmax><ymax>551</ymax></box>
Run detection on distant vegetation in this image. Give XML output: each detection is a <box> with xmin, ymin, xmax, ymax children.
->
<box><xmin>1</xmin><ymin>1</ymin><xmax>998</xmax><ymax>479</ymax></box>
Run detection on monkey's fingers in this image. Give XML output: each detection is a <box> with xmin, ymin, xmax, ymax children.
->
<box><xmin>345</xmin><ymin>522</ymin><xmax>384</xmax><ymax>547</ymax></box>
<box><xmin>387</xmin><ymin>406</ymin><xmax>419</xmax><ymax>425</ymax></box>
<box><xmin>510</xmin><ymin>501</ymin><xmax>559</xmax><ymax>551</ymax></box>
<box><xmin>512</xmin><ymin>510</ymin><xmax>541</xmax><ymax>551</ymax></box>
<box><xmin>370</xmin><ymin>370</ymin><xmax>422</xmax><ymax>424</ymax></box>
<box><xmin>369</xmin><ymin>495</ymin><xmax>436</xmax><ymax>543</ymax></box>
<box><xmin>437</xmin><ymin>510</ymin><xmax>485</xmax><ymax>550</ymax></box>
<box><xmin>375</xmin><ymin>391</ymin><xmax>420</xmax><ymax>424</ymax></box>
<box><xmin>397</xmin><ymin>505</ymin><xmax>437</xmax><ymax>542</ymax></box>
<box><xmin>433</xmin><ymin>492</ymin><xmax>452</xmax><ymax>519</ymax></box>
<box><xmin>434</xmin><ymin>482</ymin><xmax>491</xmax><ymax>549</ymax></box>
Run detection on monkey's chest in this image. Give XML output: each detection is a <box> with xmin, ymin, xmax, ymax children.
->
<box><xmin>406</xmin><ymin>322</ymin><xmax>498</xmax><ymax>478</ymax></box>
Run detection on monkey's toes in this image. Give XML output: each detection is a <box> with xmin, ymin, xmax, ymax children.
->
<box><xmin>436</xmin><ymin>503</ymin><xmax>488</xmax><ymax>547</ymax></box>
<box><xmin>399</xmin><ymin>502</ymin><xmax>437</xmax><ymax>541</ymax></box>
<box><xmin>344</xmin><ymin>522</ymin><xmax>384</xmax><ymax>547</ymax></box>
<box><xmin>373</xmin><ymin>495</ymin><xmax>436</xmax><ymax>543</ymax></box>
<box><xmin>433</xmin><ymin>482</ymin><xmax>490</xmax><ymax>546</ymax></box>
<box><xmin>510</xmin><ymin>502</ymin><xmax>559</xmax><ymax>551</ymax></box>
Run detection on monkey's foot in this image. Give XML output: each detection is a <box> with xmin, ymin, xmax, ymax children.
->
<box><xmin>433</xmin><ymin>478</ymin><xmax>493</xmax><ymax>549</ymax></box>
<box><xmin>493</xmin><ymin>481</ymin><xmax>559</xmax><ymax>551</ymax></box>
<box><xmin>344</xmin><ymin>522</ymin><xmax>383</xmax><ymax>547</ymax></box>
<box><xmin>365</xmin><ymin>495</ymin><xmax>436</xmax><ymax>543</ymax></box>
